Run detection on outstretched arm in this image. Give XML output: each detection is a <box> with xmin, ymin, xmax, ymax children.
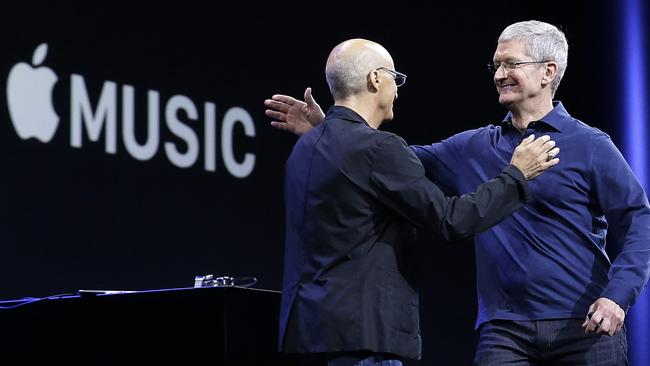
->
<box><xmin>370</xmin><ymin>134</ymin><xmax>559</xmax><ymax>241</ymax></box>
<box><xmin>265</xmin><ymin>87</ymin><xmax>325</xmax><ymax>136</ymax></box>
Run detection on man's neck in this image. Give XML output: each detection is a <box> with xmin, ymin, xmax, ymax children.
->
<box><xmin>509</xmin><ymin>98</ymin><xmax>554</xmax><ymax>132</ymax></box>
<box><xmin>335</xmin><ymin>99</ymin><xmax>382</xmax><ymax>129</ymax></box>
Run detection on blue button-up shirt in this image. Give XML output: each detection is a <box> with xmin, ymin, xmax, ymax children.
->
<box><xmin>412</xmin><ymin>102</ymin><xmax>650</xmax><ymax>328</ymax></box>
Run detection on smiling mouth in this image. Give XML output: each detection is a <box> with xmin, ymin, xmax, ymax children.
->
<box><xmin>499</xmin><ymin>84</ymin><xmax>517</xmax><ymax>91</ymax></box>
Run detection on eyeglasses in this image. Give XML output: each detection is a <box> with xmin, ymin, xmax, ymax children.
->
<box><xmin>487</xmin><ymin>60</ymin><xmax>550</xmax><ymax>74</ymax></box>
<box><xmin>377</xmin><ymin>67</ymin><xmax>407</xmax><ymax>87</ymax></box>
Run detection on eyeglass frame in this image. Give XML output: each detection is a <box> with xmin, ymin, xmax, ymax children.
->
<box><xmin>487</xmin><ymin>60</ymin><xmax>552</xmax><ymax>74</ymax></box>
<box><xmin>376</xmin><ymin>67</ymin><xmax>407</xmax><ymax>87</ymax></box>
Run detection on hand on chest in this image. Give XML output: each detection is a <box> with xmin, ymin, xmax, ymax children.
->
<box><xmin>463</xmin><ymin>137</ymin><xmax>591</xmax><ymax>206</ymax></box>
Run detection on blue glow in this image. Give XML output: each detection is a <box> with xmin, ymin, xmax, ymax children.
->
<box><xmin>621</xmin><ymin>0</ymin><xmax>649</xmax><ymax>365</ymax></box>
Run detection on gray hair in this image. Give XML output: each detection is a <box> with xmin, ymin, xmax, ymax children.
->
<box><xmin>499</xmin><ymin>20</ymin><xmax>568</xmax><ymax>97</ymax></box>
<box><xmin>325</xmin><ymin>47</ymin><xmax>382</xmax><ymax>100</ymax></box>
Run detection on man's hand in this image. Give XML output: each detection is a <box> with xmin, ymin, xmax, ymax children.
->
<box><xmin>265</xmin><ymin>87</ymin><xmax>326</xmax><ymax>136</ymax></box>
<box><xmin>510</xmin><ymin>134</ymin><xmax>560</xmax><ymax>180</ymax></box>
<box><xmin>582</xmin><ymin>297</ymin><xmax>626</xmax><ymax>336</ymax></box>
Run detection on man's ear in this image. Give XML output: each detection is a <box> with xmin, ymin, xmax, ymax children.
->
<box><xmin>542</xmin><ymin>61</ymin><xmax>558</xmax><ymax>87</ymax></box>
<box><xmin>367</xmin><ymin>70</ymin><xmax>380</xmax><ymax>92</ymax></box>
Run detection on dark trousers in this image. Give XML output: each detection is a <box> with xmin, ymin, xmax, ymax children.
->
<box><xmin>291</xmin><ymin>351</ymin><xmax>403</xmax><ymax>366</ymax></box>
<box><xmin>474</xmin><ymin>319</ymin><xmax>628</xmax><ymax>365</ymax></box>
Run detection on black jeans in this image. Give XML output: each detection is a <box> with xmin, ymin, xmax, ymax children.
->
<box><xmin>292</xmin><ymin>351</ymin><xmax>403</xmax><ymax>366</ymax></box>
<box><xmin>474</xmin><ymin>319</ymin><xmax>628</xmax><ymax>365</ymax></box>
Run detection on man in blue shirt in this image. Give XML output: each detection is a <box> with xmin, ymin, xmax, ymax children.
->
<box><xmin>266</xmin><ymin>20</ymin><xmax>650</xmax><ymax>365</ymax></box>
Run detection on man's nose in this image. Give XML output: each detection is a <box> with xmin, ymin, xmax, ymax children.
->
<box><xmin>494</xmin><ymin>65</ymin><xmax>509</xmax><ymax>80</ymax></box>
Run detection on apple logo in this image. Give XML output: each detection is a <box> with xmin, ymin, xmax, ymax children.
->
<box><xmin>6</xmin><ymin>43</ymin><xmax>59</xmax><ymax>142</ymax></box>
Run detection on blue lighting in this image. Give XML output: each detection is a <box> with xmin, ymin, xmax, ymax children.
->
<box><xmin>621</xmin><ymin>0</ymin><xmax>649</xmax><ymax>365</ymax></box>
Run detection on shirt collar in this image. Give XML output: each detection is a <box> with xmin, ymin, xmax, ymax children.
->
<box><xmin>500</xmin><ymin>101</ymin><xmax>571</xmax><ymax>132</ymax></box>
<box><xmin>325</xmin><ymin>105</ymin><xmax>371</xmax><ymax>127</ymax></box>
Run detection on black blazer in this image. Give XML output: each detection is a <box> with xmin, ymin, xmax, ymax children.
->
<box><xmin>280</xmin><ymin>106</ymin><xmax>530</xmax><ymax>359</ymax></box>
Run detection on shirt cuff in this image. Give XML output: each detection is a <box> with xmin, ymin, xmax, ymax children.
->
<box><xmin>502</xmin><ymin>165</ymin><xmax>533</xmax><ymax>203</ymax></box>
<box><xmin>601</xmin><ymin>283</ymin><xmax>635</xmax><ymax>313</ymax></box>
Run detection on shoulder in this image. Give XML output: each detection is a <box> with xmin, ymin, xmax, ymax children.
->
<box><xmin>416</xmin><ymin>125</ymin><xmax>496</xmax><ymax>153</ymax></box>
<box><xmin>368</xmin><ymin>132</ymin><xmax>424</xmax><ymax>175</ymax></box>
<box><xmin>570</xmin><ymin>118</ymin><xmax>614</xmax><ymax>148</ymax></box>
<box><xmin>565</xmin><ymin>118</ymin><xmax>624</xmax><ymax>172</ymax></box>
<box><xmin>411</xmin><ymin>125</ymin><xmax>497</xmax><ymax>164</ymax></box>
<box><xmin>560</xmin><ymin>113</ymin><xmax>605</xmax><ymax>136</ymax></box>
<box><xmin>371</xmin><ymin>130</ymin><xmax>411</xmax><ymax>154</ymax></box>
<box><xmin>442</xmin><ymin>125</ymin><xmax>497</xmax><ymax>144</ymax></box>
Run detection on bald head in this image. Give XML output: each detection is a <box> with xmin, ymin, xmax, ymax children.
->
<box><xmin>325</xmin><ymin>39</ymin><xmax>394</xmax><ymax>101</ymax></box>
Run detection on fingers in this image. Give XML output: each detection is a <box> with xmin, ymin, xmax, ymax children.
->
<box><xmin>264</xmin><ymin>99</ymin><xmax>290</xmax><ymax>113</ymax></box>
<box><xmin>518</xmin><ymin>135</ymin><xmax>557</xmax><ymax>157</ymax></box>
<box><xmin>528</xmin><ymin>150</ymin><xmax>560</xmax><ymax>178</ymax></box>
<box><xmin>581</xmin><ymin>305</ymin><xmax>596</xmax><ymax>329</ymax></box>
<box><xmin>581</xmin><ymin>310</ymin><xmax>593</xmax><ymax>328</ymax></box>
<box><xmin>584</xmin><ymin>311</ymin><xmax>603</xmax><ymax>334</ymax></box>
<box><xmin>530</xmin><ymin>134</ymin><xmax>551</xmax><ymax>148</ymax></box>
<box><xmin>598</xmin><ymin>317</ymin><xmax>612</xmax><ymax>335</ymax></box>
<box><xmin>613</xmin><ymin>307</ymin><xmax>626</xmax><ymax>335</ymax></box>
<box><xmin>588</xmin><ymin>304</ymin><xmax>596</xmax><ymax>316</ymax></box>
<box><xmin>539</xmin><ymin>147</ymin><xmax>560</xmax><ymax>169</ymax></box>
<box><xmin>265</xmin><ymin>108</ymin><xmax>288</xmax><ymax>122</ymax></box>
<box><xmin>510</xmin><ymin>133</ymin><xmax>559</xmax><ymax>180</ymax></box>
<box><xmin>519</xmin><ymin>134</ymin><xmax>535</xmax><ymax>145</ymax></box>
<box><xmin>270</xmin><ymin>121</ymin><xmax>294</xmax><ymax>133</ymax></box>
<box><xmin>541</xmin><ymin>139</ymin><xmax>556</xmax><ymax>152</ymax></box>
<box><xmin>304</xmin><ymin>87</ymin><xmax>315</xmax><ymax>106</ymax></box>
<box><xmin>614</xmin><ymin>321</ymin><xmax>623</xmax><ymax>336</ymax></box>
<box><xmin>582</xmin><ymin>299</ymin><xmax>626</xmax><ymax>336</ymax></box>
<box><xmin>305</xmin><ymin>87</ymin><xmax>322</xmax><ymax>111</ymax></box>
<box><xmin>540</xmin><ymin>158</ymin><xmax>560</xmax><ymax>169</ymax></box>
<box><xmin>270</xmin><ymin>94</ymin><xmax>297</xmax><ymax>106</ymax></box>
<box><xmin>594</xmin><ymin>316</ymin><xmax>621</xmax><ymax>336</ymax></box>
<box><xmin>529</xmin><ymin>135</ymin><xmax>560</xmax><ymax>166</ymax></box>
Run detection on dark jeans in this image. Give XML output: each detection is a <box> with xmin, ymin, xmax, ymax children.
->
<box><xmin>474</xmin><ymin>319</ymin><xmax>628</xmax><ymax>365</ymax></box>
<box><xmin>328</xmin><ymin>355</ymin><xmax>403</xmax><ymax>366</ymax></box>
<box><xmin>292</xmin><ymin>351</ymin><xmax>403</xmax><ymax>366</ymax></box>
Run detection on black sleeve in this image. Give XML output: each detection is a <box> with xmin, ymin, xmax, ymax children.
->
<box><xmin>369</xmin><ymin>134</ymin><xmax>531</xmax><ymax>241</ymax></box>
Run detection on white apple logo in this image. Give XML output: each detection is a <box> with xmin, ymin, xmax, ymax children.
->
<box><xmin>6</xmin><ymin>43</ymin><xmax>60</xmax><ymax>142</ymax></box>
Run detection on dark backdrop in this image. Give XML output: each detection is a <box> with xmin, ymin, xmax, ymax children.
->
<box><xmin>0</xmin><ymin>2</ymin><xmax>626</xmax><ymax>364</ymax></box>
